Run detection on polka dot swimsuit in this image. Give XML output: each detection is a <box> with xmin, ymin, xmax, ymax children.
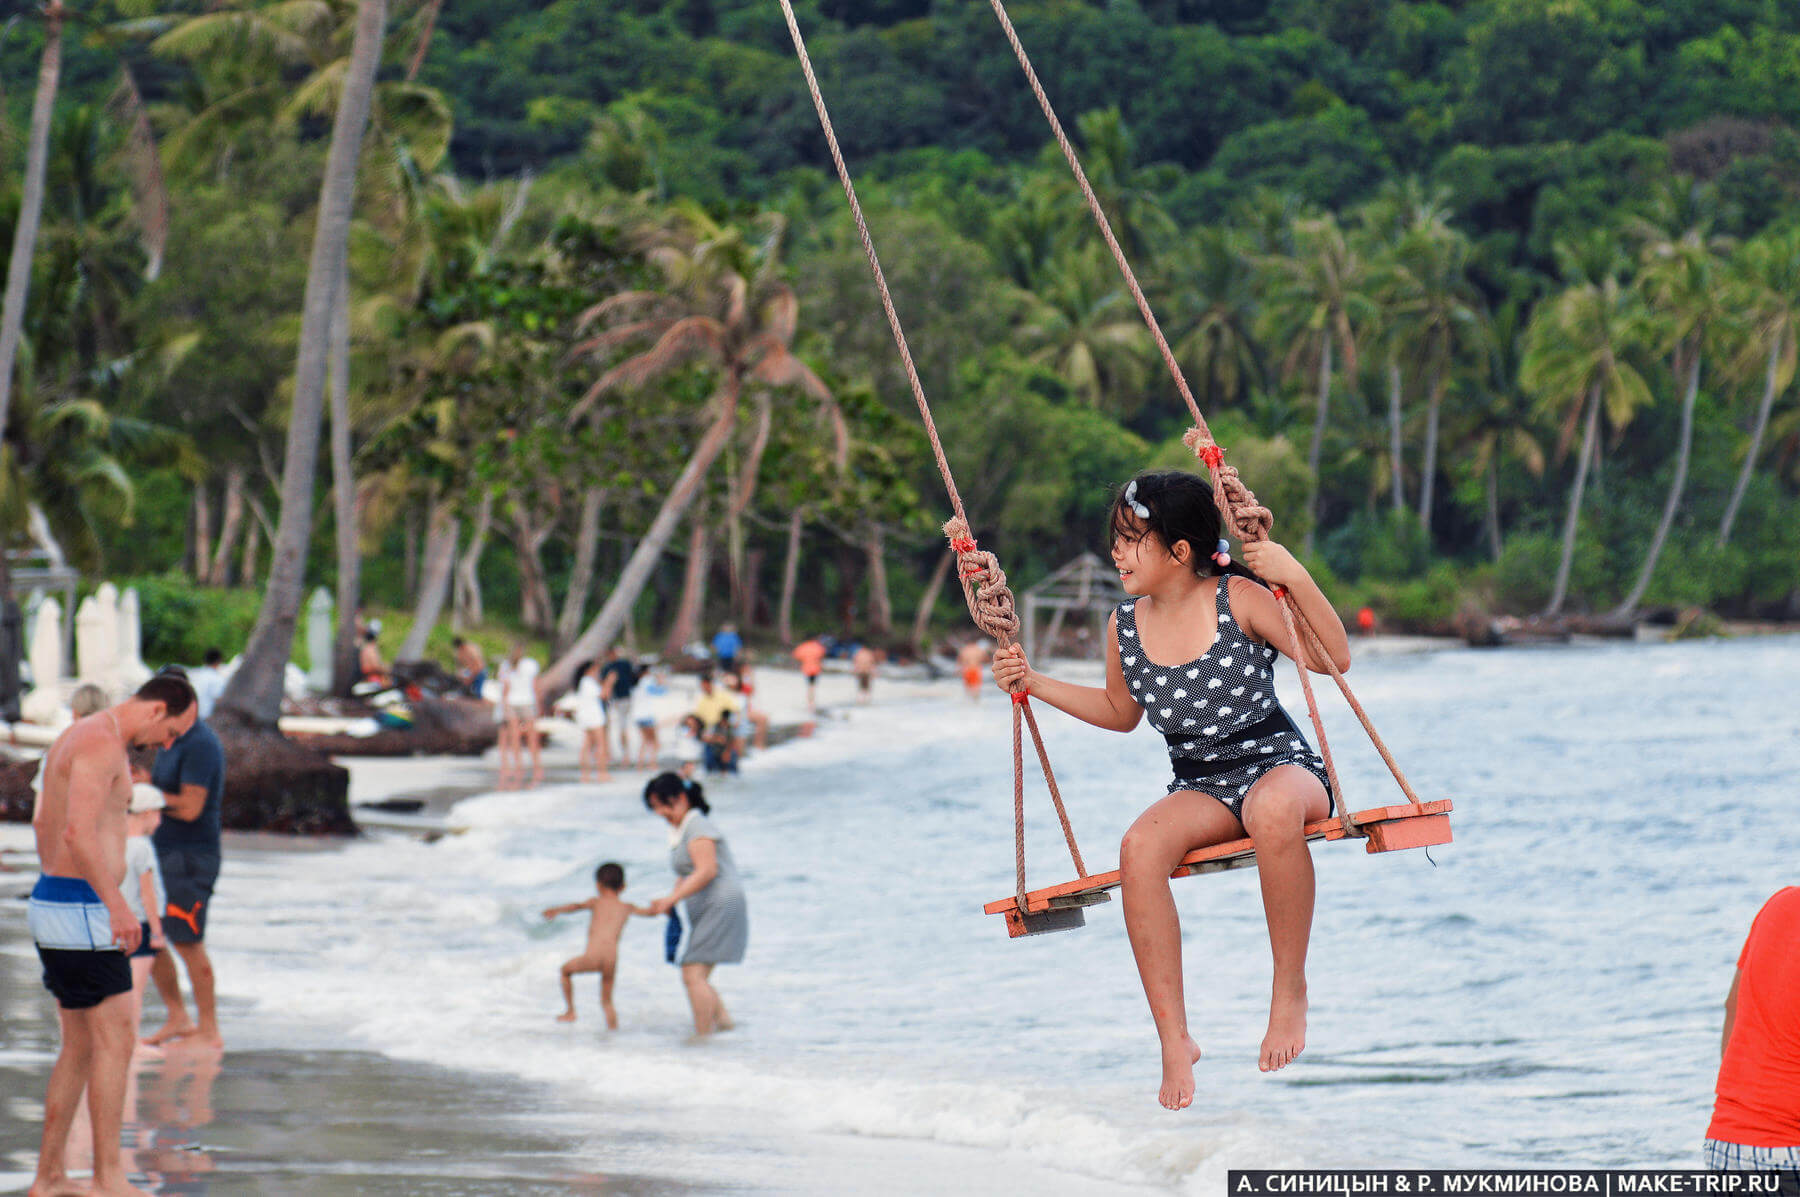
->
<box><xmin>1116</xmin><ymin>577</ymin><xmax>1333</xmax><ymax>821</ymax></box>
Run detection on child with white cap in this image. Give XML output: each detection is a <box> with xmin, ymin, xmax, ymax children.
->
<box><xmin>124</xmin><ymin>762</ymin><xmax>168</xmax><ymax>1048</ymax></box>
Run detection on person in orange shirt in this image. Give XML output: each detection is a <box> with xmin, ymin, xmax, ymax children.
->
<box><xmin>1705</xmin><ymin>886</ymin><xmax>1800</xmax><ymax>1170</ymax></box>
<box><xmin>792</xmin><ymin>637</ymin><xmax>827</xmax><ymax>713</ymax></box>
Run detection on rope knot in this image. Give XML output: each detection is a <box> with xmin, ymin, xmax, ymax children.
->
<box><xmin>943</xmin><ymin>517</ymin><xmax>1020</xmax><ymax>644</ymax></box>
<box><xmin>1183</xmin><ymin>427</ymin><xmax>1225</xmax><ymax>469</ymax></box>
<box><xmin>1010</xmin><ymin>690</ymin><xmax>1029</xmax><ymax>705</ymax></box>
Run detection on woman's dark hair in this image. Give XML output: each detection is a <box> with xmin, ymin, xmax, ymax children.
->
<box><xmin>1109</xmin><ymin>470</ymin><xmax>1265</xmax><ymax>586</ymax></box>
<box><xmin>643</xmin><ymin>772</ymin><xmax>711</xmax><ymax>815</ymax></box>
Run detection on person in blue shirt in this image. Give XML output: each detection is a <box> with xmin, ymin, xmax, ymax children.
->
<box><xmin>711</xmin><ymin>624</ymin><xmax>743</xmax><ymax>676</ymax></box>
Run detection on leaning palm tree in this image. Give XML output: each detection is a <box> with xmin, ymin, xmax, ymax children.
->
<box><xmin>1165</xmin><ymin>227</ymin><xmax>1264</xmax><ymax>414</ymax></box>
<box><xmin>0</xmin><ymin>0</ymin><xmax>67</xmax><ymax>491</ymax></box>
<box><xmin>1257</xmin><ymin>213</ymin><xmax>1373</xmax><ymax>554</ymax></box>
<box><xmin>1520</xmin><ymin>269</ymin><xmax>1657</xmax><ymax>617</ymax></box>
<box><xmin>1614</xmin><ymin>198</ymin><xmax>1732</xmax><ymax>618</ymax></box>
<box><xmin>216</xmin><ymin>0</ymin><xmax>388</xmax><ymax>729</ymax></box>
<box><xmin>548</xmin><ymin>210</ymin><xmax>840</xmax><ymax>687</ymax></box>
<box><xmin>1716</xmin><ymin>227</ymin><xmax>1800</xmax><ymax>549</ymax></box>
<box><xmin>1020</xmin><ymin>243</ymin><xmax>1156</xmax><ymax>414</ymax></box>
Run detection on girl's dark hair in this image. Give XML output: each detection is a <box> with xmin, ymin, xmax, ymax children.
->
<box><xmin>574</xmin><ymin>659</ymin><xmax>595</xmax><ymax>680</ymax></box>
<box><xmin>1109</xmin><ymin>470</ymin><xmax>1265</xmax><ymax>587</ymax></box>
<box><xmin>643</xmin><ymin>771</ymin><xmax>711</xmax><ymax>815</ymax></box>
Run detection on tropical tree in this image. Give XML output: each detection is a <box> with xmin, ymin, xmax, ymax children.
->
<box><xmin>1520</xmin><ymin>262</ymin><xmax>1657</xmax><ymax>616</ymax></box>
<box><xmin>1019</xmin><ymin>243</ymin><xmax>1155</xmax><ymax>416</ymax></box>
<box><xmin>548</xmin><ymin>207</ymin><xmax>835</xmax><ymax>686</ymax></box>
<box><xmin>1716</xmin><ymin>228</ymin><xmax>1800</xmax><ymax>549</ymax></box>
<box><xmin>1257</xmin><ymin>213</ymin><xmax>1372</xmax><ymax>554</ymax></box>
<box><xmin>1164</xmin><ymin>227</ymin><xmax>1263</xmax><ymax>415</ymax></box>
<box><xmin>0</xmin><ymin>0</ymin><xmax>67</xmax><ymax>538</ymax></box>
<box><xmin>1614</xmin><ymin>193</ymin><xmax>1731</xmax><ymax>617</ymax></box>
<box><xmin>217</xmin><ymin>0</ymin><xmax>387</xmax><ymax>729</ymax></box>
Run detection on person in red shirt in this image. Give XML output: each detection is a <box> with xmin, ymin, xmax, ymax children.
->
<box><xmin>1705</xmin><ymin>886</ymin><xmax>1800</xmax><ymax>1170</ymax></box>
<box><xmin>792</xmin><ymin>637</ymin><xmax>827</xmax><ymax>713</ymax></box>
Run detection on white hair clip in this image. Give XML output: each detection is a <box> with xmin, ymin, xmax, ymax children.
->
<box><xmin>1124</xmin><ymin>480</ymin><xmax>1150</xmax><ymax>520</ymax></box>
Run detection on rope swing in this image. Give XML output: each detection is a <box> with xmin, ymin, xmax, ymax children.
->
<box><xmin>775</xmin><ymin>0</ymin><xmax>1452</xmax><ymax>938</ymax></box>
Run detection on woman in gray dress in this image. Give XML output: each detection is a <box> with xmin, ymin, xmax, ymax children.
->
<box><xmin>643</xmin><ymin>773</ymin><xmax>748</xmax><ymax>1036</ymax></box>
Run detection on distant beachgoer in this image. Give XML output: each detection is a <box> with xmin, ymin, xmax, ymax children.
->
<box><xmin>1356</xmin><ymin>606</ymin><xmax>1377</xmax><ymax>636</ymax></box>
<box><xmin>711</xmin><ymin>624</ymin><xmax>743</xmax><ymax>677</ymax></box>
<box><xmin>69</xmin><ymin>683</ymin><xmax>109</xmax><ymax>720</ymax></box>
<box><xmin>358</xmin><ymin>630</ymin><xmax>389</xmax><ymax>687</ymax></box>
<box><xmin>792</xmin><ymin>637</ymin><xmax>826</xmax><ymax>712</ymax></box>
<box><xmin>146</xmin><ymin>669</ymin><xmax>228</xmax><ymax>1052</ymax></box>
<box><xmin>634</xmin><ymin>667</ymin><xmax>671</xmax><ymax>768</ymax></box>
<box><xmin>600</xmin><ymin>647</ymin><xmax>640</xmax><ymax>763</ymax></box>
<box><xmin>642</xmin><ymin>774</ymin><xmax>748</xmax><ymax>1037</ymax></box>
<box><xmin>191</xmin><ymin>649</ymin><xmax>227</xmax><ymax>719</ymax></box>
<box><xmin>1705</xmin><ymin>887</ymin><xmax>1800</xmax><ymax>1170</ymax></box>
<box><xmin>572</xmin><ymin>659</ymin><xmax>611</xmax><ymax>783</ymax></box>
<box><xmin>496</xmin><ymin>644</ymin><xmax>542</xmax><ymax>789</ymax></box>
<box><xmin>28</xmin><ymin>670</ymin><xmax>196</xmax><ymax>1197</ymax></box>
<box><xmin>691</xmin><ymin>675</ymin><xmax>742</xmax><ymax>774</ymax></box>
<box><xmin>956</xmin><ymin>640</ymin><xmax>990</xmax><ymax>702</ymax></box>
<box><xmin>991</xmin><ymin>470</ymin><xmax>1347</xmax><ymax>1108</ymax></box>
<box><xmin>122</xmin><ymin>775</ymin><xmax>167</xmax><ymax>1052</ymax></box>
<box><xmin>851</xmin><ymin>645</ymin><xmax>879</xmax><ymax>705</ymax></box>
<box><xmin>452</xmin><ymin>637</ymin><xmax>487</xmax><ymax>699</ymax></box>
<box><xmin>541</xmin><ymin>862</ymin><xmax>649</xmax><ymax>1028</ymax></box>
<box><xmin>722</xmin><ymin>670</ymin><xmax>768</xmax><ymax>751</ymax></box>
<box><xmin>673</xmin><ymin>715</ymin><xmax>705</xmax><ymax>780</ymax></box>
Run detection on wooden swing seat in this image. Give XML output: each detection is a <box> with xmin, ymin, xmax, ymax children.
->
<box><xmin>984</xmin><ymin>800</ymin><xmax>1454</xmax><ymax>937</ymax></box>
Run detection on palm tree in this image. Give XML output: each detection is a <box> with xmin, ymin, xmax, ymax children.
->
<box><xmin>1614</xmin><ymin>193</ymin><xmax>1732</xmax><ymax>618</ymax></box>
<box><xmin>217</xmin><ymin>0</ymin><xmax>387</xmax><ymax>728</ymax></box>
<box><xmin>1520</xmin><ymin>268</ymin><xmax>1656</xmax><ymax>616</ymax></box>
<box><xmin>548</xmin><ymin>209</ymin><xmax>836</xmax><ymax>686</ymax></box>
<box><xmin>1716</xmin><ymin>228</ymin><xmax>1800</xmax><ymax>549</ymax></box>
<box><xmin>1257</xmin><ymin>213</ymin><xmax>1372</xmax><ymax>554</ymax></box>
<box><xmin>0</xmin><ymin>0</ymin><xmax>67</xmax><ymax>506</ymax></box>
<box><xmin>1020</xmin><ymin>243</ymin><xmax>1155</xmax><ymax>414</ymax></box>
<box><xmin>1165</xmin><ymin>227</ymin><xmax>1263</xmax><ymax>415</ymax></box>
<box><xmin>1382</xmin><ymin>222</ymin><xmax>1487</xmax><ymax>535</ymax></box>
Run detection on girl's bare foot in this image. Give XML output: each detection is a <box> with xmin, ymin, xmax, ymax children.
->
<box><xmin>1159</xmin><ymin>1035</ymin><xmax>1202</xmax><ymax>1110</ymax></box>
<box><xmin>1259</xmin><ymin>987</ymin><xmax>1308</xmax><ymax>1072</ymax></box>
<box><xmin>27</xmin><ymin>1173</ymin><xmax>86</xmax><ymax>1196</ymax></box>
<box><xmin>145</xmin><ymin>1019</ymin><xmax>197</xmax><ymax>1047</ymax></box>
<box><xmin>556</xmin><ymin>1011</ymin><xmax>577</xmax><ymax>1023</ymax></box>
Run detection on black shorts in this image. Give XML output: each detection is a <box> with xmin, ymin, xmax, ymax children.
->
<box><xmin>37</xmin><ymin>946</ymin><xmax>133</xmax><ymax>1010</ymax></box>
<box><xmin>158</xmin><ymin>845</ymin><xmax>220</xmax><ymax>945</ymax></box>
<box><xmin>130</xmin><ymin>921</ymin><xmax>158</xmax><ymax>959</ymax></box>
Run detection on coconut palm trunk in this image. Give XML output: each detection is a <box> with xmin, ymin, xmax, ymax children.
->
<box><xmin>1303</xmin><ymin>335</ymin><xmax>1332</xmax><ymax>556</ymax></box>
<box><xmin>1615</xmin><ymin>349</ymin><xmax>1701</xmax><ymax>618</ymax></box>
<box><xmin>0</xmin><ymin>1</ymin><xmax>63</xmax><ymax>446</ymax></box>
<box><xmin>397</xmin><ymin>498</ymin><xmax>457</xmax><ymax>660</ymax></box>
<box><xmin>546</xmin><ymin>376</ymin><xmax>741</xmax><ymax>693</ymax></box>
<box><xmin>555</xmin><ymin>488</ymin><xmax>604</xmax><ymax>652</ymax></box>
<box><xmin>865</xmin><ymin>523</ymin><xmax>892</xmax><ymax>639</ymax></box>
<box><xmin>1484</xmin><ymin>458</ymin><xmax>1503</xmax><ymax>562</ymax></box>
<box><xmin>1386</xmin><ymin>358</ymin><xmax>1405</xmax><ymax>515</ymax></box>
<box><xmin>664</xmin><ymin>510</ymin><xmax>711</xmax><ymax>659</ymax></box>
<box><xmin>1418</xmin><ymin>362</ymin><xmax>1446</xmax><ymax>533</ymax></box>
<box><xmin>909</xmin><ymin>544</ymin><xmax>955</xmax><ymax>654</ymax></box>
<box><xmin>777</xmin><ymin>507</ymin><xmax>803</xmax><ymax>645</ymax></box>
<box><xmin>453</xmin><ymin>490</ymin><xmax>491</xmax><ymax>629</ymax></box>
<box><xmin>217</xmin><ymin>0</ymin><xmax>387</xmax><ymax>728</ymax></box>
<box><xmin>1716</xmin><ymin>334</ymin><xmax>1786</xmax><ymax>549</ymax></box>
<box><xmin>328</xmin><ymin>261</ymin><xmax>361</xmax><ymax>692</ymax></box>
<box><xmin>208</xmin><ymin>465</ymin><xmax>247</xmax><ymax>586</ymax></box>
<box><xmin>1546</xmin><ymin>385</ymin><xmax>1601</xmax><ymax>617</ymax></box>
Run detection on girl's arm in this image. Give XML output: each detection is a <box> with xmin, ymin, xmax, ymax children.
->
<box><xmin>990</xmin><ymin>612</ymin><xmax>1143</xmax><ymax>733</ymax></box>
<box><xmin>138</xmin><ymin>869</ymin><xmax>165</xmax><ymax>947</ymax></box>
<box><xmin>1234</xmin><ymin>546</ymin><xmax>1351</xmax><ymax>674</ymax></box>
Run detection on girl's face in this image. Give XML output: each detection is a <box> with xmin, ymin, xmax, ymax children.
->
<box><xmin>1111</xmin><ymin>516</ymin><xmax>1192</xmax><ymax>596</ymax></box>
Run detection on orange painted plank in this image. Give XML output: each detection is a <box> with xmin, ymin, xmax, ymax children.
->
<box><xmin>984</xmin><ymin>800</ymin><xmax>1453</xmax><ymax>918</ymax></box>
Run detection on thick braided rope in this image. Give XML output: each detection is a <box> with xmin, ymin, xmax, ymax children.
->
<box><xmin>989</xmin><ymin>0</ymin><xmax>1435</xmax><ymax>830</ymax></box>
<box><xmin>777</xmin><ymin>0</ymin><xmax>1088</xmax><ymax>906</ymax></box>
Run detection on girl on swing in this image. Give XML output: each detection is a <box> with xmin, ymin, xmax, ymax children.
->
<box><xmin>991</xmin><ymin>469</ymin><xmax>1350</xmax><ymax>1110</ymax></box>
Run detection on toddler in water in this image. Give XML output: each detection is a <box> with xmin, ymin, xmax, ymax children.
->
<box><xmin>542</xmin><ymin>863</ymin><xmax>649</xmax><ymax>1028</ymax></box>
<box><xmin>991</xmin><ymin>470</ymin><xmax>1350</xmax><ymax>1110</ymax></box>
<box><xmin>673</xmin><ymin>715</ymin><xmax>705</xmax><ymax>780</ymax></box>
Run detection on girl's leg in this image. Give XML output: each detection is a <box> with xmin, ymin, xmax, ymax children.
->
<box><xmin>1239</xmin><ymin>766</ymin><xmax>1331</xmax><ymax>1073</ymax></box>
<box><xmin>577</xmin><ymin>731</ymin><xmax>591</xmax><ymax>781</ymax></box>
<box><xmin>527</xmin><ymin>723</ymin><xmax>544</xmax><ymax>786</ymax></box>
<box><xmin>639</xmin><ymin>726</ymin><xmax>657</xmax><ymax>769</ymax></box>
<box><xmin>595</xmin><ymin>727</ymin><xmax>611</xmax><ymax>778</ymax></box>
<box><xmin>679</xmin><ymin>963</ymin><xmax>717</xmax><ymax>1037</ymax></box>
<box><xmin>1118</xmin><ymin>789</ymin><xmax>1247</xmax><ymax>1110</ymax></box>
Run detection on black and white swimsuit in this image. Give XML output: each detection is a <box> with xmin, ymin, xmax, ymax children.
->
<box><xmin>1116</xmin><ymin>577</ymin><xmax>1333</xmax><ymax>821</ymax></box>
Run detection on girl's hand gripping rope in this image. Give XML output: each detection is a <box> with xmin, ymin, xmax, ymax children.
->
<box><xmin>992</xmin><ymin>644</ymin><xmax>1032</xmax><ymax>696</ymax></box>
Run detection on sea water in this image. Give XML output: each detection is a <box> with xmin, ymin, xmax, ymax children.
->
<box><xmin>211</xmin><ymin>636</ymin><xmax>1798</xmax><ymax>1191</ymax></box>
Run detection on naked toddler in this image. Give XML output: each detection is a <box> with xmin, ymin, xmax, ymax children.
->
<box><xmin>542</xmin><ymin>862</ymin><xmax>647</xmax><ymax>1028</ymax></box>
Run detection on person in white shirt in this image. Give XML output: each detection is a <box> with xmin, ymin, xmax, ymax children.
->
<box><xmin>573</xmin><ymin>659</ymin><xmax>611</xmax><ymax>783</ymax></box>
<box><xmin>496</xmin><ymin>644</ymin><xmax>543</xmax><ymax>789</ymax></box>
<box><xmin>190</xmin><ymin>649</ymin><xmax>227</xmax><ymax>719</ymax></box>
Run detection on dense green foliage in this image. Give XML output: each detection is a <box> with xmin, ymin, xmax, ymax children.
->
<box><xmin>6</xmin><ymin>0</ymin><xmax>1800</xmax><ymax>662</ymax></box>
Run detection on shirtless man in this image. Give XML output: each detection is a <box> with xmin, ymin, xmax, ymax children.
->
<box><xmin>451</xmin><ymin>637</ymin><xmax>486</xmax><ymax>698</ymax></box>
<box><xmin>956</xmin><ymin>639</ymin><xmax>991</xmax><ymax>702</ymax></box>
<box><xmin>28</xmin><ymin>672</ymin><xmax>197</xmax><ymax>1197</ymax></box>
<box><xmin>541</xmin><ymin>863</ymin><xmax>647</xmax><ymax>1029</ymax></box>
